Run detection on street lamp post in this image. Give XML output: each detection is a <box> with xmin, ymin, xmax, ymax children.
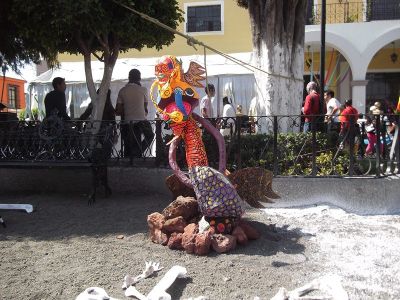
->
<box><xmin>320</xmin><ymin>0</ymin><xmax>326</xmax><ymax>113</ymax></box>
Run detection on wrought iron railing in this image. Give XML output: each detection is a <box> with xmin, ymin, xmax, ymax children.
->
<box><xmin>306</xmin><ymin>1</ymin><xmax>400</xmax><ymax>25</ymax></box>
<box><xmin>0</xmin><ymin>114</ymin><xmax>399</xmax><ymax>177</ymax></box>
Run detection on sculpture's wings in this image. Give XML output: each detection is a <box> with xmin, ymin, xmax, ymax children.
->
<box><xmin>228</xmin><ymin>167</ymin><xmax>280</xmax><ymax>208</ymax></box>
<box><xmin>183</xmin><ymin>61</ymin><xmax>206</xmax><ymax>88</ymax></box>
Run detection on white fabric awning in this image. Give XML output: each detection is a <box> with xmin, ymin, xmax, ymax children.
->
<box><xmin>29</xmin><ymin>52</ymin><xmax>258</xmax><ymax>119</ymax></box>
<box><xmin>31</xmin><ymin>52</ymin><xmax>255</xmax><ymax>84</ymax></box>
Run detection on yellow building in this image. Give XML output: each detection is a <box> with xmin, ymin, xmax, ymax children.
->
<box><xmin>59</xmin><ymin>1</ymin><xmax>253</xmax><ymax>61</ymax></box>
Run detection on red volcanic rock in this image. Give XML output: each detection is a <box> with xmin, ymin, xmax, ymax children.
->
<box><xmin>232</xmin><ymin>226</ymin><xmax>249</xmax><ymax>245</ymax></box>
<box><xmin>182</xmin><ymin>223</ymin><xmax>198</xmax><ymax>254</ymax></box>
<box><xmin>167</xmin><ymin>233</ymin><xmax>184</xmax><ymax>250</ymax></box>
<box><xmin>194</xmin><ymin>229</ymin><xmax>213</xmax><ymax>256</ymax></box>
<box><xmin>147</xmin><ymin>212</ymin><xmax>165</xmax><ymax>229</ymax></box>
<box><xmin>163</xmin><ymin>216</ymin><xmax>187</xmax><ymax>233</ymax></box>
<box><xmin>153</xmin><ymin>229</ymin><xmax>168</xmax><ymax>245</ymax></box>
<box><xmin>211</xmin><ymin>234</ymin><xmax>237</xmax><ymax>253</ymax></box>
<box><xmin>162</xmin><ymin>196</ymin><xmax>200</xmax><ymax>221</ymax></box>
<box><xmin>147</xmin><ymin>212</ymin><xmax>168</xmax><ymax>245</ymax></box>
<box><xmin>239</xmin><ymin>220</ymin><xmax>261</xmax><ymax>240</ymax></box>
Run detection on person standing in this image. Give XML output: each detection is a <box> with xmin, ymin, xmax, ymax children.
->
<box><xmin>200</xmin><ymin>84</ymin><xmax>215</xmax><ymax>118</ymax></box>
<box><xmin>219</xmin><ymin>96</ymin><xmax>236</xmax><ymax>136</ymax></box>
<box><xmin>339</xmin><ymin>99</ymin><xmax>359</xmax><ymax>151</ymax></box>
<box><xmin>116</xmin><ymin>69</ymin><xmax>154</xmax><ymax>160</ymax></box>
<box><xmin>302</xmin><ymin>81</ymin><xmax>321</xmax><ymax>133</ymax></box>
<box><xmin>324</xmin><ymin>89</ymin><xmax>341</xmax><ymax>132</ymax></box>
<box><xmin>44</xmin><ymin>77</ymin><xmax>71</xmax><ymax>120</ymax></box>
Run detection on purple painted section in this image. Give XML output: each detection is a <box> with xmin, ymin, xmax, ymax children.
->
<box><xmin>168</xmin><ymin>136</ymin><xmax>193</xmax><ymax>188</ymax></box>
<box><xmin>168</xmin><ymin>113</ymin><xmax>227</xmax><ymax>187</ymax></box>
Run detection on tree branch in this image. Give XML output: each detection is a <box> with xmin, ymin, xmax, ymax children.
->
<box><xmin>76</xmin><ymin>33</ymin><xmax>92</xmax><ymax>55</ymax></box>
<box><xmin>92</xmin><ymin>51</ymin><xmax>104</xmax><ymax>62</ymax></box>
<box><xmin>83</xmin><ymin>52</ymin><xmax>96</xmax><ymax>103</ymax></box>
<box><xmin>94</xmin><ymin>31</ymin><xmax>110</xmax><ymax>57</ymax></box>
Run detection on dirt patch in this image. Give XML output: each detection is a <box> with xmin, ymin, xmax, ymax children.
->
<box><xmin>1</xmin><ymin>192</ymin><xmax>399</xmax><ymax>299</ymax></box>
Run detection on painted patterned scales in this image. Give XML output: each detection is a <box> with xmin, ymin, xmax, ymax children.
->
<box><xmin>189</xmin><ymin>166</ymin><xmax>244</xmax><ymax>219</ymax></box>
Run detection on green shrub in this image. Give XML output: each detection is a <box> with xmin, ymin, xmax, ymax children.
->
<box><xmin>18</xmin><ymin>108</ymin><xmax>26</xmax><ymax>120</ymax></box>
<box><xmin>163</xmin><ymin>129</ymin><xmax>350</xmax><ymax>176</ymax></box>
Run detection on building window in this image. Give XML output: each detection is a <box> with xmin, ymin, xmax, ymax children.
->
<box><xmin>366</xmin><ymin>72</ymin><xmax>400</xmax><ymax>110</ymax></box>
<box><xmin>306</xmin><ymin>0</ymin><xmax>315</xmax><ymax>25</ymax></box>
<box><xmin>367</xmin><ymin>0</ymin><xmax>400</xmax><ymax>21</ymax></box>
<box><xmin>8</xmin><ymin>85</ymin><xmax>18</xmax><ymax>109</ymax></box>
<box><xmin>184</xmin><ymin>1</ymin><xmax>223</xmax><ymax>35</ymax></box>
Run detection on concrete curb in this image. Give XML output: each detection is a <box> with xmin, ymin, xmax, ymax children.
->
<box><xmin>1</xmin><ymin>168</ymin><xmax>399</xmax><ymax>215</ymax></box>
<box><xmin>271</xmin><ymin>176</ymin><xmax>400</xmax><ymax>215</ymax></box>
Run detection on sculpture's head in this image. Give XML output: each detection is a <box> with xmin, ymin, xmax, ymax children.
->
<box><xmin>155</xmin><ymin>55</ymin><xmax>180</xmax><ymax>88</ymax></box>
<box><xmin>151</xmin><ymin>55</ymin><xmax>205</xmax><ymax>127</ymax></box>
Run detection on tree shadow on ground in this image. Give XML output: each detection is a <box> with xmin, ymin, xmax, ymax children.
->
<box><xmin>0</xmin><ymin>192</ymin><xmax>173</xmax><ymax>241</ymax></box>
<box><xmin>0</xmin><ymin>193</ymin><xmax>311</xmax><ymax>262</ymax></box>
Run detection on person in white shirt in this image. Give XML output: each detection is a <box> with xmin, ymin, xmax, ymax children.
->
<box><xmin>200</xmin><ymin>84</ymin><xmax>215</xmax><ymax>118</ymax></box>
<box><xmin>324</xmin><ymin>89</ymin><xmax>341</xmax><ymax>132</ymax></box>
<box><xmin>116</xmin><ymin>69</ymin><xmax>154</xmax><ymax>159</ymax></box>
<box><xmin>219</xmin><ymin>96</ymin><xmax>236</xmax><ymax>136</ymax></box>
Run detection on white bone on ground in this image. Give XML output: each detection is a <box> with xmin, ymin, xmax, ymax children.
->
<box><xmin>143</xmin><ymin>261</ymin><xmax>162</xmax><ymax>278</ymax></box>
<box><xmin>0</xmin><ymin>204</ymin><xmax>33</xmax><ymax>213</ymax></box>
<box><xmin>122</xmin><ymin>275</ymin><xmax>136</xmax><ymax>289</ymax></box>
<box><xmin>271</xmin><ymin>274</ymin><xmax>348</xmax><ymax>300</ymax></box>
<box><xmin>75</xmin><ymin>287</ymin><xmax>119</xmax><ymax>300</ymax></box>
<box><xmin>122</xmin><ymin>262</ymin><xmax>163</xmax><ymax>289</ymax></box>
<box><xmin>125</xmin><ymin>286</ymin><xmax>148</xmax><ymax>300</ymax></box>
<box><xmin>147</xmin><ymin>266</ymin><xmax>187</xmax><ymax>300</ymax></box>
<box><xmin>198</xmin><ymin>217</ymin><xmax>210</xmax><ymax>233</ymax></box>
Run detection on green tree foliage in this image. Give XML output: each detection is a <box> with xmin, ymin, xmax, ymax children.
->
<box><xmin>10</xmin><ymin>0</ymin><xmax>183</xmax><ymax>120</ymax></box>
<box><xmin>0</xmin><ymin>0</ymin><xmax>45</xmax><ymax>72</ymax></box>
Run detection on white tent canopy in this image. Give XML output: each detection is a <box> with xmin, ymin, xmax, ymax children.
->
<box><xmin>29</xmin><ymin>52</ymin><xmax>258</xmax><ymax>119</ymax></box>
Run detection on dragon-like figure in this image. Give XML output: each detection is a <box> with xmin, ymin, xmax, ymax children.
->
<box><xmin>151</xmin><ymin>55</ymin><xmax>279</xmax><ymax>234</ymax></box>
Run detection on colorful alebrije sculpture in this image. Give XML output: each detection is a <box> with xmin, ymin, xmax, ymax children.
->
<box><xmin>151</xmin><ymin>55</ymin><xmax>244</xmax><ymax>234</ymax></box>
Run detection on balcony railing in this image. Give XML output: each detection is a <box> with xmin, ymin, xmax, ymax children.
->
<box><xmin>1</xmin><ymin>114</ymin><xmax>398</xmax><ymax>178</ymax></box>
<box><xmin>306</xmin><ymin>0</ymin><xmax>400</xmax><ymax>25</ymax></box>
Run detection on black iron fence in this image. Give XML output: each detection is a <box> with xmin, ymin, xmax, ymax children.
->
<box><xmin>307</xmin><ymin>1</ymin><xmax>400</xmax><ymax>25</ymax></box>
<box><xmin>0</xmin><ymin>114</ymin><xmax>399</xmax><ymax>177</ymax></box>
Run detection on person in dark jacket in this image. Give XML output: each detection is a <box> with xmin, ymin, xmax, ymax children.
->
<box><xmin>44</xmin><ymin>77</ymin><xmax>71</xmax><ymax>120</ymax></box>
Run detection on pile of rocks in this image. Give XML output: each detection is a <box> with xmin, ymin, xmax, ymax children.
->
<box><xmin>147</xmin><ymin>196</ymin><xmax>260</xmax><ymax>255</ymax></box>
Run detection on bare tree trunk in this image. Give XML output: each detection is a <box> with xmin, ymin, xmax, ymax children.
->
<box><xmin>82</xmin><ymin>45</ymin><xmax>119</xmax><ymax>134</ymax></box>
<box><xmin>247</xmin><ymin>0</ymin><xmax>306</xmax><ymax>132</ymax></box>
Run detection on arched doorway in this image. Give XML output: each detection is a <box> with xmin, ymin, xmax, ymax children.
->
<box><xmin>303</xmin><ymin>44</ymin><xmax>353</xmax><ymax>104</ymax></box>
<box><xmin>366</xmin><ymin>39</ymin><xmax>400</xmax><ymax>112</ymax></box>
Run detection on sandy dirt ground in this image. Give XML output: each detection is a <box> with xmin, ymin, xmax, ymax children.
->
<box><xmin>1</xmin><ymin>191</ymin><xmax>399</xmax><ymax>300</ymax></box>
